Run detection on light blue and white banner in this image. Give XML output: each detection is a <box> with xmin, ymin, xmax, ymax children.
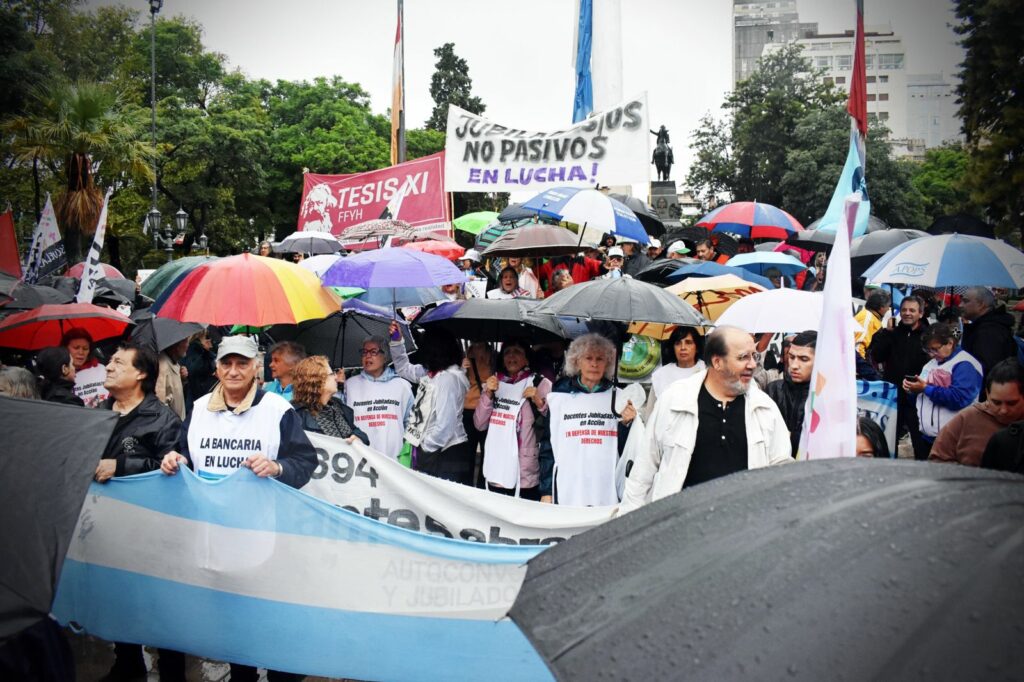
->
<box><xmin>856</xmin><ymin>380</ymin><xmax>899</xmax><ymax>458</ymax></box>
<box><xmin>53</xmin><ymin>468</ymin><xmax>553</xmax><ymax>681</ymax></box>
<box><xmin>304</xmin><ymin>433</ymin><xmax>615</xmax><ymax>545</ymax></box>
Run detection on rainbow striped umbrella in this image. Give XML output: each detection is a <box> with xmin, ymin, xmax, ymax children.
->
<box><xmin>152</xmin><ymin>253</ymin><xmax>340</xmax><ymax>326</ymax></box>
<box><xmin>696</xmin><ymin>201</ymin><xmax>803</xmax><ymax>240</ymax></box>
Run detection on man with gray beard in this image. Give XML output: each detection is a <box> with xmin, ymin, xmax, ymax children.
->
<box><xmin>620</xmin><ymin>326</ymin><xmax>792</xmax><ymax>512</ymax></box>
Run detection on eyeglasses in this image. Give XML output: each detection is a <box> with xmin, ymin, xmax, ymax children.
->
<box><xmin>360</xmin><ymin>349</ymin><xmax>382</xmax><ymax>357</ymax></box>
<box><xmin>924</xmin><ymin>345</ymin><xmax>946</xmax><ymax>356</ymax></box>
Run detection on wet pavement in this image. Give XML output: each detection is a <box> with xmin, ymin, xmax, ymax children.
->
<box><xmin>70</xmin><ymin>633</ymin><xmax>355</xmax><ymax>682</ymax></box>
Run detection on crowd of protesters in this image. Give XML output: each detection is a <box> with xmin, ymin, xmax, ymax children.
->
<box><xmin>3</xmin><ymin>227</ymin><xmax>1024</xmax><ymax>681</ymax></box>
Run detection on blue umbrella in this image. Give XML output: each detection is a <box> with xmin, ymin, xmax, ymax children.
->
<box><xmin>725</xmin><ymin>252</ymin><xmax>808</xmax><ymax>277</ymax></box>
<box><xmin>522</xmin><ymin>187</ymin><xmax>649</xmax><ymax>245</ymax></box>
<box><xmin>665</xmin><ymin>261</ymin><xmax>775</xmax><ymax>289</ymax></box>
<box><xmin>862</xmin><ymin>233</ymin><xmax>1024</xmax><ymax>288</ymax></box>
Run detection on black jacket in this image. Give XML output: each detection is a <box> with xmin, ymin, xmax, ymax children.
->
<box><xmin>41</xmin><ymin>379</ymin><xmax>84</xmax><ymax>406</ymax></box>
<box><xmin>622</xmin><ymin>251</ymin><xmax>652</xmax><ymax>278</ymax></box>
<box><xmin>766</xmin><ymin>376</ymin><xmax>810</xmax><ymax>454</ymax></box>
<box><xmin>870</xmin><ymin>322</ymin><xmax>930</xmax><ymax>385</ymax></box>
<box><xmin>101</xmin><ymin>393</ymin><xmax>182</xmax><ymax>476</ymax></box>
<box><xmin>961</xmin><ymin>308</ymin><xmax>1017</xmax><ymax>381</ymax></box>
<box><xmin>182</xmin><ymin>340</ymin><xmax>217</xmax><ymax>406</ymax></box>
<box><xmin>293</xmin><ymin>398</ymin><xmax>370</xmax><ymax>446</ymax></box>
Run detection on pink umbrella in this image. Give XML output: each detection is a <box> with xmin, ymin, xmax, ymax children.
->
<box><xmin>67</xmin><ymin>262</ymin><xmax>125</xmax><ymax>280</ymax></box>
<box><xmin>401</xmin><ymin>239</ymin><xmax>465</xmax><ymax>260</ymax></box>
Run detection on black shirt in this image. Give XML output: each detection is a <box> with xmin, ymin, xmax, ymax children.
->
<box><xmin>684</xmin><ymin>383</ymin><xmax>749</xmax><ymax>488</ymax></box>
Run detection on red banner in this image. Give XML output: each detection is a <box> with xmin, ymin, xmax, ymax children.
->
<box><xmin>297</xmin><ymin>152</ymin><xmax>449</xmax><ymax>237</ymax></box>
<box><xmin>0</xmin><ymin>210</ymin><xmax>22</xmax><ymax>278</ymax></box>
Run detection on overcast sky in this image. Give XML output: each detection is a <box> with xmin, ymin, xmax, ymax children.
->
<box><xmin>89</xmin><ymin>0</ymin><xmax>963</xmax><ymax>195</ymax></box>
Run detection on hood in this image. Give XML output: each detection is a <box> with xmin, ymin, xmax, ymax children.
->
<box><xmin>975</xmin><ymin>400</ymin><xmax>1020</xmax><ymax>427</ymax></box>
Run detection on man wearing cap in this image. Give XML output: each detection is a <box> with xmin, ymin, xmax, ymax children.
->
<box><xmin>667</xmin><ymin>241</ymin><xmax>691</xmax><ymax>260</ymax></box>
<box><xmin>459</xmin><ymin>249</ymin><xmax>490</xmax><ymax>298</ymax></box>
<box><xmin>602</xmin><ymin>246</ymin><xmax>626</xmax><ymax>278</ymax></box>
<box><xmin>646</xmin><ymin>238</ymin><xmax>664</xmax><ymax>261</ymax></box>
<box><xmin>159</xmin><ymin>335</ymin><xmax>316</xmax><ymax>681</ymax></box>
<box><xmin>621</xmin><ymin>241</ymin><xmax>651</xmax><ymax>277</ymax></box>
<box><xmin>161</xmin><ymin>335</ymin><xmax>316</xmax><ymax>488</ymax></box>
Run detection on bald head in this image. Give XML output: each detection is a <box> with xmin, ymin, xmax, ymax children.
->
<box><xmin>704</xmin><ymin>326</ymin><xmax>757</xmax><ymax>396</ymax></box>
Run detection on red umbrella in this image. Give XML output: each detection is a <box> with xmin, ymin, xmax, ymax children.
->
<box><xmin>400</xmin><ymin>239</ymin><xmax>466</xmax><ymax>260</ymax></box>
<box><xmin>696</xmin><ymin>201</ymin><xmax>803</xmax><ymax>240</ymax></box>
<box><xmin>0</xmin><ymin>303</ymin><xmax>132</xmax><ymax>350</ymax></box>
<box><xmin>66</xmin><ymin>262</ymin><xmax>125</xmax><ymax>280</ymax></box>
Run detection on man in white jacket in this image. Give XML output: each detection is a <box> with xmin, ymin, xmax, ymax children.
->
<box><xmin>620</xmin><ymin>326</ymin><xmax>792</xmax><ymax>512</ymax></box>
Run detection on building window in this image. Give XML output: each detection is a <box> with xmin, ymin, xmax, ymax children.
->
<box><xmin>865</xmin><ymin>54</ymin><xmax>874</xmax><ymax>69</ymax></box>
<box><xmin>867</xmin><ymin>94</ymin><xmax>876</xmax><ymax>101</ymax></box>
<box><xmin>879</xmin><ymin>112</ymin><xmax>890</xmax><ymax>121</ymax></box>
<box><xmin>836</xmin><ymin>54</ymin><xmax>852</xmax><ymax>70</ymax></box>
<box><xmin>814</xmin><ymin>56</ymin><xmax>832</xmax><ymax>69</ymax></box>
<box><xmin>836</xmin><ymin>76</ymin><xmax>846</xmax><ymax>84</ymax></box>
<box><xmin>879</xmin><ymin>93</ymin><xmax>889</xmax><ymax>101</ymax></box>
<box><xmin>879</xmin><ymin>75</ymin><xmax>889</xmax><ymax>83</ymax></box>
<box><xmin>866</xmin><ymin>75</ymin><xmax>876</xmax><ymax>83</ymax></box>
<box><xmin>877</xmin><ymin>53</ymin><xmax>904</xmax><ymax>70</ymax></box>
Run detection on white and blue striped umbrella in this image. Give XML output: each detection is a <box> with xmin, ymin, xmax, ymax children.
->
<box><xmin>862</xmin><ymin>234</ymin><xmax>1024</xmax><ymax>288</ymax></box>
<box><xmin>521</xmin><ymin>187</ymin><xmax>650</xmax><ymax>245</ymax></box>
<box><xmin>725</xmin><ymin>251</ymin><xmax>808</xmax><ymax>277</ymax></box>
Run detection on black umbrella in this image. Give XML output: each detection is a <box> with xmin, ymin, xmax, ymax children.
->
<box><xmin>662</xmin><ymin>228</ymin><xmax>739</xmax><ymax>256</ymax></box>
<box><xmin>927</xmin><ymin>213</ymin><xmax>994</xmax><ymax>238</ymax></box>
<box><xmin>608</xmin><ymin>193</ymin><xmax>666</xmax><ymax>237</ymax></box>
<box><xmin>1</xmin><ymin>282</ymin><xmax>73</xmax><ymax>313</ymax></box>
<box><xmin>785</xmin><ymin>228</ymin><xmax>835</xmax><ymax>253</ymax></box>
<box><xmin>509</xmin><ymin>459</ymin><xmax>1024</xmax><ymax>681</ymax></box>
<box><xmin>850</xmin><ymin>228</ymin><xmax>929</xmax><ymax>276</ymax></box>
<box><xmin>416</xmin><ymin>298</ymin><xmax>570</xmax><ymax>343</ymax></box>
<box><xmin>633</xmin><ymin>257</ymin><xmax>701</xmax><ymax>286</ymax></box>
<box><xmin>266</xmin><ymin>306</ymin><xmax>416</xmax><ymax>369</ymax></box>
<box><xmin>129</xmin><ymin>310</ymin><xmax>204</xmax><ymax>352</ymax></box>
<box><xmin>531</xmin><ymin>277</ymin><xmax>710</xmax><ymax>326</ymax></box>
<box><xmin>0</xmin><ymin>396</ymin><xmax>118</xmax><ymax>639</ymax></box>
<box><xmin>497</xmin><ymin>203</ymin><xmax>539</xmax><ymax>223</ymax></box>
<box><xmin>0</xmin><ymin>273</ymin><xmax>16</xmax><ymax>303</ymax></box>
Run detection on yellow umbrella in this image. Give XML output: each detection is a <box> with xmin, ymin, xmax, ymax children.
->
<box><xmin>628</xmin><ymin>274</ymin><xmax>765</xmax><ymax>340</ymax></box>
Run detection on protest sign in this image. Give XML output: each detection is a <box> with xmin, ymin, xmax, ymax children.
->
<box><xmin>303</xmin><ymin>433</ymin><xmax>614</xmax><ymax>545</ymax></box>
<box><xmin>445</xmin><ymin>94</ymin><xmax>649</xmax><ymax>192</ymax></box>
<box><xmin>297</xmin><ymin>152</ymin><xmax>449</xmax><ymax>236</ymax></box>
<box><xmin>856</xmin><ymin>379</ymin><xmax>899</xmax><ymax>457</ymax></box>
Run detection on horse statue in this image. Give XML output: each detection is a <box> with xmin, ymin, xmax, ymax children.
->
<box><xmin>652</xmin><ymin>140</ymin><xmax>674</xmax><ymax>181</ymax></box>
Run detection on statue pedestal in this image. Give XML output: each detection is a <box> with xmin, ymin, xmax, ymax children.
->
<box><xmin>649</xmin><ymin>181</ymin><xmax>679</xmax><ymax>223</ymax></box>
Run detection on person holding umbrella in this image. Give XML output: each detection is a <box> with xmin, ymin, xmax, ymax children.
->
<box><xmin>473</xmin><ymin>339</ymin><xmax>552</xmax><ymax>500</ymax></box>
<box><xmin>343</xmin><ymin>335</ymin><xmax>414</xmax><ymax>460</ymax></box>
<box><xmin>62</xmin><ymin>328</ymin><xmax>109</xmax><ymax>407</ymax></box>
<box><xmin>35</xmin><ymin>346</ymin><xmax>83</xmax><ymax>406</ymax></box>
<box><xmin>388</xmin><ymin>321</ymin><xmax>473</xmax><ymax>485</ymax></box>
<box><xmin>156</xmin><ymin>337</ymin><xmax>189</xmax><ymax>420</ymax></box>
<box><xmin>541</xmin><ymin>333</ymin><xmax>636</xmax><ymax>506</ymax></box>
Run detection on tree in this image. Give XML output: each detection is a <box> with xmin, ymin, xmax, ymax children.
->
<box><xmin>685</xmin><ymin>113</ymin><xmax>733</xmax><ymax>207</ymax></box>
<box><xmin>425</xmin><ymin>43</ymin><xmax>484</xmax><ymax>131</ymax></box>
<box><xmin>910</xmin><ymin>144</ymin><xmax>973</xmax><ymax>223</ymax></box>
<box><xmin>3</xmin><ymin>81</ymin><xmax>154</xmax><ymax>262</ymax></box>
<box><xmin>953</xmin><ymin>0</ymin><xmax>1024</xmax><ymax>242</ymax></box>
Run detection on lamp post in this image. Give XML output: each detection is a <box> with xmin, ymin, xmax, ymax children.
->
<box><xmin>149</xmin><ymin>0</ymin><xmax>163</xmax><ymax>259</ymax></box>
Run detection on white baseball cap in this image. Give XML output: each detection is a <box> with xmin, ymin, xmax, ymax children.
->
<box><xmin>462</xmin><ymin>249</ymin><xmax>481</xmax><ymax>263</ymax></box>
<box><xmin>669</xmin><ymin>241</ymin><xmax>691</xmax><ymax>255</ymax></box>
<box><xmin>607</xmin><ymin>246</ymin><xmax>624</xmax><ymax>258</ymax></box>
<box><xmin>216</xmin><ymin>335</ymin><xmax>259</xmax><ymax>361</ymax></box>
<box><xmin>648</xmin><ymin>238</ymin><xmax>662</xmax><ymax>249</ymax></box>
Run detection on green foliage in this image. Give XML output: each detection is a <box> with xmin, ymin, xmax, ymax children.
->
<box><xmin>953</xmin><ymin>0</ymin><xmax>1024</xmax><ymax>241</ymax></box>
<box><xmin>909</xmin><ymin>145</ymin><xmax>973</xmax><ymax>222</ymax></box>
<box><xmin>406</xmin><ymin>128</ymin><xmax>445</xmax><ymax>159</ymax></box>
<box><xmin>688</xmin><ymin>44</ymin><xmax>926</xmax><ymax>230</ymax></box>
<box><xmin>426</xmin><ymin>43</ymin><xmax>484</xmax><ymax>131</ymax></box>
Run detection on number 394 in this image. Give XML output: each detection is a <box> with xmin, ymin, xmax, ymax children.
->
<box><xmin>311</xmin><ymin>448</ymin><xmax>379</xmax><ymax>487</ymax></box>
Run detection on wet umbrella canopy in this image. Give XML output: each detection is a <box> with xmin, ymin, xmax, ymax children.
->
<box><xmin>509</xmin><ymin>460</ymin><xmax>1024</xmax><ymax>681</ymax></box>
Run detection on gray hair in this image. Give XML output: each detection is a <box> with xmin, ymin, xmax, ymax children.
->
<box><xmin>704</xmin><ymin>325</ymin><xmax>747</xmax><ymax>364</ymax></box>
<box><xmin>965</xmin><ymin>286</ymin><xmax>996</xmax><ymax>311</ymax></box>
<box><xmin>269</xmin><ymin>341</ymin><xmax>307</xmax><ymax>364</ymax></box>
<box><xmin>564</xmin><ymin>333</ymin><xmax>617</xmax><ymax>381</ymax></box>
<box><xmin>362</xmin><ymin>335</ymin><xmax>391</xmax><ymax>363</ymax></box>
<box><xmin>0</xmin><ymin>366</ymin><xmax>41</xmax><ymax>399</ymax></box>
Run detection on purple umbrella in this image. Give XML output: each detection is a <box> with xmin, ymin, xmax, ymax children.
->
<box><xmin>321</xmin><ymin>247</ymin><xmax>465</xmax><ymax>288</ymax></box>
<box><xmin>321</xmin><ymin>247</ymin><xmax>464</xmax><ymax>314</ymax></box>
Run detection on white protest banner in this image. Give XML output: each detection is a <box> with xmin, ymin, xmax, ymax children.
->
<box><xmin>856</xmin><ymin>380</ymin><xmax>899</xmax><ymax>458</ymax></box>
<box><xmin>303</xmin><ymin>432</ymin><xmax>614</xmax><ymax>545</ymax></box>
<box><xmin>444</xmin><ymin>93</ymin><xmax>649</xmax><ymax>192</ymax></box>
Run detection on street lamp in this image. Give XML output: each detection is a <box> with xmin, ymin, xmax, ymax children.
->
<box><xmin>149</xmin><ymin>0</ymin><xmax>163</xmax><ymax>259</ymax></box>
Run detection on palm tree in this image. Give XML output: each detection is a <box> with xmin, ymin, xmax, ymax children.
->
<box><xmin>4</xmin><ymin>81</ymin><xmax>154</xmax><ymax>262</ymax></box>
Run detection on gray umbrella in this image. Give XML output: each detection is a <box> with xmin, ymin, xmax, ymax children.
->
<box><xmin>416</xmin><ymin>298</ymin><xmax>570</xmax><ymax>343</ymax></box>
<box><xmin>0</xmin><ymin>396</ymin><xmax>117</xmax><ymax>638</ymax></box>
<box><xmin>481</xmin><ymin>225</ymin><xmax>584</xmax><ymax>258</ymax></box>
<box><xmin>531</xmin><ymin>277</ymin><xmax>710</xmax><ymax>326</ymax></box>
<box><xmin>509</xmin><ymin>459</ymin><xmax>1024</xmax><ymax>681</ymax></box>
<box><xmin>266</xmin><ymin>307</ymin><xmax>416</xmax><ymax>369</ymax></box>
<box><xmin>2</xmin><ymin>283</ymin><xmax>72</xmax><ymax>312</ymax></box>
<box><xmin>850</xmin><ymin>228</ymin><xmax>930</xmax><ymax>276</ymax></box>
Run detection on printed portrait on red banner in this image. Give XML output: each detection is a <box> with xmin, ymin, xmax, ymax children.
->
<box><xmin>297</xmin><ymin>152</ymin><xmax>449</xmax><ymax>237</ymax></box>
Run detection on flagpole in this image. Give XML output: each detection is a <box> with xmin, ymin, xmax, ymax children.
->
<box><xmin>397</xmin><ymin>0</ymin><xmax>406</xmax><ymax>164</ymax></box>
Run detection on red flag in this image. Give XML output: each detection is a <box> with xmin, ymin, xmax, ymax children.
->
<box><xmin>0</xmin><ymin>210</ymin><xmax>22</xmax><ymax>278</ymax></box>
<box><xmin>847</xmin><ymin>0</ymin><xmax>868</xmax><ymax>137</ymax></box>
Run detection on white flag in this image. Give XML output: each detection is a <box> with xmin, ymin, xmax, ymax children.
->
<box><xmin>76</xmin><ymin>188</ymin><xmax>114</xmax><ymax>304</ymax></box>
<box><xmin>23</xmin><ymin>194</ymin><xmax>67</xmax><ymax>284</ymax></box>
<box><xmin>797</xmin><ymin>193</ymin><xmax>860</xmax><ymax>460</ymax></box>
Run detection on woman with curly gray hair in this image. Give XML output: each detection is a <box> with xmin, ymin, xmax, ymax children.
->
<box><xmin>539</xmin><ymin>333</ymin><xmax>636</xmax><ymax>506</ymax></box>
